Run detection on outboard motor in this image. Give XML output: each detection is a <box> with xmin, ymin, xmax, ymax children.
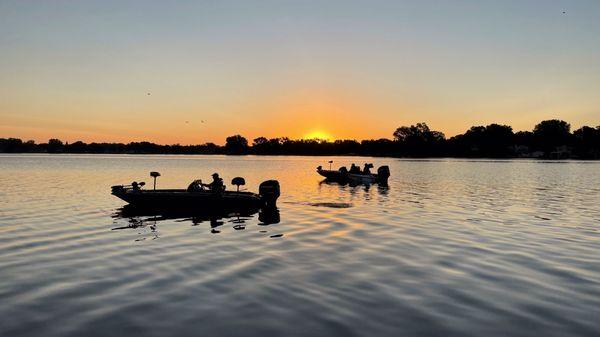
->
<box><xmin>377</xmin><ymin>166</ymin><xmax>390</xmax><ymax>185</ymax></box>
<box><xmin>259</xmin><ymin>180</ymin><xmax>280</xmax><ymax>208</ymax></box>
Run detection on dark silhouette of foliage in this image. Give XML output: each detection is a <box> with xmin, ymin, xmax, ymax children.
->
<box><xmin>573</xmin><ymin>126</ymin><xmax>600</xmax><ymax>159</ymax></box>
<box><xmin>225</xmin><ymin>135</ymin><xmax>249</xmax><ymax>155</ymax></box>
<box><xmin>393</xmin><ymin>123</ymin><xmax>446</xmax><ymax>157</ymax></box>
<box><xmin>448</xmin><ymin>124</ymin><xmax>514</xmax><ymax>157</ymax></box>
<box><xmin>0</xmin><ymin>138</ymin><xmax>25</xmax><ymax>153</ymax></box>
<box><xmin>46</xmin><ymin>139</ymin><xmax>64</xmax><ymax>153</ymax></box>
<box><xmin>2</xmin><ymin>119</ymin><xmax>599</xmax><ymax>159</ymax></box>
<box><xmin>533</xmin><ymin>119</ymin><xmax>572</xmax><ymax>154</ymax></box>
<box><xmin>360</xmin><ymin>138</ymin><xmax>396</xmax><ymax>156</ymax></box>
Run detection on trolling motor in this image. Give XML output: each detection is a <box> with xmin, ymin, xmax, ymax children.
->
<box><xmin>111</xmin><ymin>181</ymin><xmax>145</xmax><ymax>194</ymax></box>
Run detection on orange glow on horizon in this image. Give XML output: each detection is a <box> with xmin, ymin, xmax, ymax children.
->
<box><xmin>303</xmin><ymin>130</ymin><xmax>333</xmax><ymax>141</ymax></box>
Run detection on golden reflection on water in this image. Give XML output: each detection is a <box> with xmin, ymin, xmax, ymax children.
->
<box><xmin>0</xmin><ymin>155</ymin><xmax>599</xmax><ymax>336</ymax></box>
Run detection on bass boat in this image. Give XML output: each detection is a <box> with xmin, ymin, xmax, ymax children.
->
<box><xmin>111</xmin><ymin>172</ymin><xmax>280</xmax><ymax>211</ymax></box>
<box><xmin>317</xmin><ymin>163</ymin><xmax>390</xmax><ymax>185</ymax></box>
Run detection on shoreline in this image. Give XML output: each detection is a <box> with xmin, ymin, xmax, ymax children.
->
<box><xmin>1</xmin><ymin>152</ymin><xmax>599</xmax><ymax>161</ymax></box>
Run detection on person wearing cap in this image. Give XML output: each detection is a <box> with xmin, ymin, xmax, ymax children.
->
<box><xmin>203</xmin><ymin>173</ymin><xmax>224</xmax><ymax>194</ymax></box>
<box><xmin>362</xmin><ymin>163</ymin><xmax>372</xmax><ymax>174</ymax></box>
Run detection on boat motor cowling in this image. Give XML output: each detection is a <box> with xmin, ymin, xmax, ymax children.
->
<box><xmin>259</xmin><ymin>180</ymin><xmax>280</xmax><ymax>207</ymax></box>
<box><xmin>377</xmin><ymin>166</ymin><xmax>390</xmax><ymax>183</ymax></box>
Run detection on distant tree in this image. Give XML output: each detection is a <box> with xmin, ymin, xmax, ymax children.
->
<box><xmin>533</xmin><ymin>119</ymin><xmax>572</xmax><ymax>154</ymax></box>
<box><xmin>514</xmin><ymin>131</ymin><xmax>534</xmax><ymax>147</ymax></box>
<box><xmin>573</xmin><ymin>126</ymin><xmax>600</xmax><ymax>159</ymax></box>
<box><xmin>67</xmin><ymin>141</ymin><xmax>88</xmax><ymax>153</ymax></box>
<box><xmin>127</xmin><ymin>141</ymin><xmax>161</xmax><ymax>154</ymax></box>
<box><xmin>252</xmin><ymin>137</ymin><xmax>269</xmax><ymax>154</ymax></box>
<box><xmin>393</xmin><ymin>123</ymin><xmax>445</xmax><ymax>156</ymax></box>
<box><xmin>360</xmin><ymin>138</ymin><xmax>395</xmax><ymax>156</ymax></box>
<box><xmin>0</xmin><ymin>138</ymin><xmax>24</xmax><ymax>152</ymax></box>
<box><xmin>393</xmin><ymin>123</ymin><xmax>445</xmax><ymax>143</ymax></box>
<box><xmin>252</xmin><ymin>137</ymin><xmax>287</xmax><ymax>154</ymax></box>
<box><xmin>450</xmin><ymin>124</ymin><xmax>513</xmax><ymax>157</ymax></box>
<box><xmin>253</xmin><ymin>137</ymin><xmax>268</xmax><ymax>146</ymax></box>
<box><xmin>202</xmin><ymin>142</ymin><xmax>220</xmax><ymax>154</ymax></box>
<box><xmin>46</xmin><ymin>139</ymin><xmax>64</xmax><ymax>153</ymax></box>
<box><xmin>333</xmin><ymin>139</ymin><xmax>361</xmax><ymax>154</ymax></box>
<box><xmin>393</xmin><ymin>123</ymin><xmax>421</xmax><ymax>142</ymax></box>
<box><xmin>225</xmin><ymin>135</ymin><xmax>249</xmax><ymax>155</ymax></box>
<box><xmin>23</xmin><ymin>140</ymin><xmax>37</xmax><ymax>152</ymax></box>
<box><xmin>484</xmin><ymin>124</ymin><xmax>514</xmax><ymax>155</ymax></box>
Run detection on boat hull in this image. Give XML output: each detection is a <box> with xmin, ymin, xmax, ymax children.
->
<box><xmin>317</xmin><ymin>168</ymin><xmax>387</xmax><ymax>185</ymax></box>
<box><xmin>112</xmin><ymin>189</ymin><xmax>264</xmax><ymax>211</ymax></box>
<box><xmin>317</xmin><ymin>169</ymin><xmax>348</xmax><ymax>181</ymax></box>
<box><xmin>347</xmin><ymin>173</ymin><xmax>378</xmax><ymax>184</ymax></box>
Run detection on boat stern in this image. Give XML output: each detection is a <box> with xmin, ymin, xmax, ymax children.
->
<box><xmin>259</xmin><ymin>180</ymin><xmax>280</xmax><ymax>208</ymax></box>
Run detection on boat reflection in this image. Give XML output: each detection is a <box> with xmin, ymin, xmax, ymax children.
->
<box><xmin>319</xmin><ymin>178</ymin><xmax>389</xmax><ymax>194</ymax></box>
<box><xmin>112</xmin><ymin>204</ymin><xmax>280</xmax><ymax>235</ymax></box>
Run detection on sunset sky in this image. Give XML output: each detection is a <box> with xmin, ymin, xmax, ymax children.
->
<box><xmin>1</xmin><ymin>1</ymin><xmax>599</xmax><ymax>144</ymax></box>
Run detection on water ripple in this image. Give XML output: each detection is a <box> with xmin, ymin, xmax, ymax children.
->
<box><xmin>0</xmin><ymin>155</ymin><xmax>599</xmax><ymax>336</ymax></box>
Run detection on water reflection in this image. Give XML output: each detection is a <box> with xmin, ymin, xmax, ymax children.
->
<box><xmin>319</xmin><ymin>178</ymin><xmax>390</xmax><ymax>195</ymax></box>
<box><xmin>111</xmin><ymin>214</ymin><xmax>161</xmax><ymax>241</ymax></box>
<box><xmin>112</xmin><ymin>204</ymin><xmax>280</xmax><ymax>236</ymax></box>
<box><xmin>317</xmin><ymin>178</ymin><xmax>390</xmax><ymax>208</ymax></box>
<box><xmin>3</xmin><ymin>155</ymin><xmax>599</xmax><ymax>337</ymax></box>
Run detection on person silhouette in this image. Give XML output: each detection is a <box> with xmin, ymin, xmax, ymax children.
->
<box><xmin>203</xmin><ymin>173</ymin><xmax>224</xmax><ymax>194</ymax></box>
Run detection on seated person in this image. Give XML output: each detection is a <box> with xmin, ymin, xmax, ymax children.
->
<box><xmin>349</xmin><ymin>164</ymin><xmax>360</xmax><ymax>174</ymax></box>
<box><xmin>362</xmin><ymin>163</ymin><xmax>372</xmax><ymax>174</ymax></box>
<box><xmin>202</xmin><ymin>173</ymin><xmax>225</xmax><ymax>193</ymax></box>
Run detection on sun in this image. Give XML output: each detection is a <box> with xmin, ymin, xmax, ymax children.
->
<box><xmin>303</xmin><ymin>130</ymin><xmax>333</xmax><ymax>141</ymax></box>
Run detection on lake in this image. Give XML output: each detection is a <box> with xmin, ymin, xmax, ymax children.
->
<box><xmin>0</xmin><ymin>154</ymin><xmax>598</xmax><ymax>337</ymax></box>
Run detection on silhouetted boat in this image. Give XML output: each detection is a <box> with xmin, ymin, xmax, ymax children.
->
<box><xmin>111</xmin><ymin>172</ymin><xmax>280</xmax><ymax>211</ymax></box>
<box><xmin>316</xmin><ymin>163</ymin><xmax>390</xmax><ymax>185</ymax></box>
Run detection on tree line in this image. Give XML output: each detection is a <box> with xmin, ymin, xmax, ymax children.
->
<box><xmin>1</xmin><ymin>119</ymin><xmax>599</xmax><ymax>159</ymax></box>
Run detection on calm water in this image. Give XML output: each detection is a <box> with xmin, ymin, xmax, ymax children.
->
<box><xmin>0</xmin><ymin>154</ymin><xmax>599</xmax><ymax>337</ymax></box>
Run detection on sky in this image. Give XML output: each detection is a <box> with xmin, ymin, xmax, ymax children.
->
<box><xmin>1</xmin><ymin>0</ymin><xmax>599</xmax><ymax>144</ymax></box>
